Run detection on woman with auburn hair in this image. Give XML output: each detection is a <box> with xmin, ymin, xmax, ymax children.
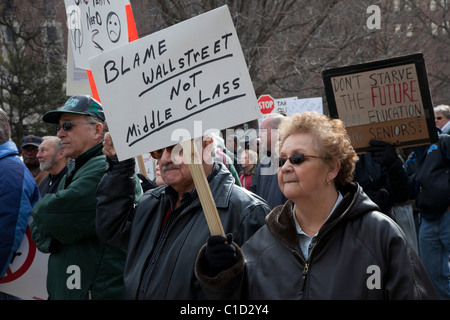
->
<box><xmin>195</xmin><ymin>112</ymin><xmax>438</xmax><ymax>300</ymax></box>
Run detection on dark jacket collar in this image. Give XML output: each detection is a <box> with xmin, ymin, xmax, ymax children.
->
<box><xmin>265</xmin><ymin>182</ymin><xmax>379</xmax><ymax>249</ymax></box>
<box><xmin>64</xmin><ymin>142</ymin><xmax>104</xmax><ymax>188</ymax></box>
<box><xmin>74</xmin><ymin>142</ymin><xmax>104</xmax><ymax>171</ymax></box>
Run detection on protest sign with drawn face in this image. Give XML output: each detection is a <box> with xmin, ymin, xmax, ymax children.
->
<box><xmin>65</xmin><ymin>0</ymin><xmax>129</xmax><ymax>70</ymax></box>
<box><xmin>89</xmin><ymin>5</ymin><xmax>261</xmax><ymax>161</ymax></box>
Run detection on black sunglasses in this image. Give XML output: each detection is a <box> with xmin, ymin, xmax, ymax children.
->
<box><xmin>436</xmin><ymin>117</ymin><xmax>443</xmax><ymax>120</ymax></box>
<box><xmin>56</xmin><ymin>121</ymin><xmax>96</xmax><ymax>134</ymax></box>
<box><xmin>278</xmin><ymin>153</ymin><xmax>322</xmax><ymax>167</ymax></box>
<box><xmin>150</xmin><ymin>145</ymin><xmax>177</xmax><ymax>160</ymax></box>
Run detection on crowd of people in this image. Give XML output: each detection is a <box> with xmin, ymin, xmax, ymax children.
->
<box><xmin>0</xmin><ymin>95</ymin><xmax>449</xmax><ymax>300</ymax></box>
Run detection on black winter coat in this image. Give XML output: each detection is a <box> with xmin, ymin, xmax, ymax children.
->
<box><xmin>405</xmin><ymin>134</ymin><xmax>450</xmax><ymax>220</ymax></box>
<box><xmin>196</xmin><ymin>182</ymin><xmax>438</xmax><ymax>299</ymax></box>
<box><xmin>96</xmin><ymin>160</ymin><xmax>269</xmax><ymax>299</ymax></box>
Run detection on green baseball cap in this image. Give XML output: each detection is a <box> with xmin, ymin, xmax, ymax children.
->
<box><xmin>43</xmin><ymin>95</ymin><xmax>105</xmax><ymax>124</ymax></box>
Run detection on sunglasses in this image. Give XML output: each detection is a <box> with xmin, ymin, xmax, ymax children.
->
<box><xmin>150</xmin><ymin>145</ymin><xmax>177</xmax><ymax>160</ymax></box>
<box><xmin>56</xmin><ymin>121</ymin><xmax>96</xmax><ymax>134</ymax></box>
<box><xmin>278</xmin><ymin>153</ymin><xmax>322</xmax><ymax>167</ymax></box>
<box><xmin>436</xmin><ymin>117</ymin><xmax>443</xmax><ymax>120</ymax></box>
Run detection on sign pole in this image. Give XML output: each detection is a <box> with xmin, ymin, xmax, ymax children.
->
<box><xmin>181</xmin><ymin>140</ymin><xmax>225</xmax><ymax>236</ymax></box>
<box><xmin>136</xmin><ymin>155</ymin><xmax>147</xmax><ymax>178</ymax></box>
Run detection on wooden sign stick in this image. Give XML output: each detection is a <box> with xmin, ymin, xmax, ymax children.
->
<box><xmin>136</xmin><ymin>155</ymin><xmax>147</xmax><ymax>178</ymax></box>
<box><xmin>181</xmin><ymin>139</ymin><xmax>225</xmax><ymax>236</ymax></box>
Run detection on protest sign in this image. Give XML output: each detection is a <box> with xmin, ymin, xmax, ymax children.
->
<box><xmin>66</xmin><ymin>39</ymin><xmax>91</xmax><ymax>96</ymax></box>
<box><xmin>275</xmin><ymin>96</ymin><xmax>298</xmax><ymax>113</ymax></box>
<box><xmin>64</xmin><ymin>0</ymin><xmax>129</xmax><ymax>70</ymax></box>
<box><xmin>322</xmin><ymin>53</ymin><xmax>438</xmax><ymax>152</ymax></box>
<box><xmin>258</xmin><ymin>96</ymin><xmax>322</xmax><ymax>127</ymax></box>
<box><xmin>0</xmin><ymin>218</ymin><xmax>49</xmax><ymax>300</ymax></box>
<box><xmin>284</xmin><ymin>97</ymin><xmax>323</xmax><ymax>115</ymax></box>
<box><xmin>65</xmin><ymin>0</ymin><xmax>137</xmax><ymax>101</ymax></box>
<box><xmin>137</xmin><ymin>152</ymin><xmax>155</xmax><ymax>180</ymax></box>
<box><xmin>88</xmin><ymin>5</ymin><xmax>261</xmax><ymax>162</ymax></box>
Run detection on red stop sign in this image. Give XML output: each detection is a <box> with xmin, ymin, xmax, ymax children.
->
<box><xmin>258</xmin><ymin>95</ymin><xmax>275</xmax><ymax>114</ymax></box>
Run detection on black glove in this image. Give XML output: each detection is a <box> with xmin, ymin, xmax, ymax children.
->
<box><xmin>366</xmin><ymin>140</ymin><xmax>398</xmax><ymax>167</ymax></box>
<box><xmin>203</xmin><ymin>233</ymin><xmax>237</xmax><ymax>277</ymax></box>
<box><xmin>137</xmin><ymin>173</ymin><xmax>157</xmax><ymax>192</ymax></box>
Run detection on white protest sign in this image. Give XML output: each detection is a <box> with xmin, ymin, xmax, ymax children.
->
<box><xmin>285</xmin><ymin>97</ymin><xmax>323</xmax><ymax>115</ymax></box>
<box><xmin>65</xmin><ymin>0</ymin><xmax>129</xmax><ymax>70</ymax></box>
<box><xmin>66</xmin><ymin>39</ymin><xmax>92</xmax><ymax>96</ymax></box>
<box><xmin>259</xmin><ymin>96</ymin><xmax>323</xmax><ymax>126</ymax></box>
<box><xmin>89</xmin><ymin>5</ymin><xmax>260</xmax><ymax>161</ymax></box>
<box><xmin>0</xmin><ymin>218</ymin><xmax>49</xmax><ymax>300</ymax></box>
<box><xmin>274</xmin><ymin>96</ymin><xmax>298</xmax><ymax>113</ymax></box>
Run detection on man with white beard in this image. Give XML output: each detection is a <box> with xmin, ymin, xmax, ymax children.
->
<box><xmin>36</xmin><ymin>136</ymin><xmax>69</xmax><ymax>195</ymax></box>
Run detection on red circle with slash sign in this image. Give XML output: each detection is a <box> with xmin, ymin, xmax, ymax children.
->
<box><xmin>0</xmin><ymin>227</ymin><xmax>36</xmax><ymax>283</ymax></box>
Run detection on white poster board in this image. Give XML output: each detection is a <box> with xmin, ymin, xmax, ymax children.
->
<box><xmin>89</xmin><ymin>5</ymin><xmax>261</xmax><ymax>161</ymax></box>
<box><xmin>259</xmin><ymin>96</ymin><xmax>323</xmax><ymax>126</ymax></box>
<box><xmin>65</xmin><ymin>0</ymin><xmax>129</xmax><ymax>70</ymax></box>
<box><xmin>135</xmin><ymin>152</ymin><xmax>156</xmax><ymax>181</ymax></box>
<box><xmin>66</xmin><ymin>39</ymin><xmax>92</xmax><ymax>96</ymax></box>
<box><xmin>285</xmin><ymin>97</ymin><xmax>323</xmax><ymax>115</ymax></box>
<box><xmin>274</xmin><ymin>96</ymin><xmax>298</xmax><ymax>113</ymax></box>
<box><xmin>0</xmin><ymin>218</ymin><xmax>49</xmax><ymax>300</ymax></box>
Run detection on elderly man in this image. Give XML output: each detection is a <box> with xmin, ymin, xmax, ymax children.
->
<box><xmin>31</xmin><ymin>95</ymin><xmax>141</xmax><ymax>300</ymax></box>
<box><xmin>21</xmin><ymin>134</ymin><xmax>48</xmax><ymax>185</ymax></box>
<box><xmin>434</xmin><ymin>104</ymin><xmax>450</xmax><ymax>134</ymax></box>
<box><xmin>251</xmin><ymin>113</ymin><xmax>287</xmax><ymax>209</ymax></box>
<box><xmin>36</xmin><ymin>136</ymin><xmax>70</xmax><ymax>195</ymax></box>
<box><xmin>96</xmin><ymin>133</ymin><xmax>270</xmax><ymax>299</ymax></box>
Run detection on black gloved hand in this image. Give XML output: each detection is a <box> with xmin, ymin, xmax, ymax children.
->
<box><xmin>366</xmin><ymin>140</ymin><xmax>398</xmax><ymax>167</ymax></box>
<box><xmin>137</xmin><ymin>173</ymin><xmax>156</xmax><ymax>192</ymax></box>
<box><xmin>203</xmin><ymin>233</ymin><xmax>237</xmax><ymax>277</ymax></box>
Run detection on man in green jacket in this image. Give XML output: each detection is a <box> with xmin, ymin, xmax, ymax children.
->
<box><xmin>31</xmin><ymin>95</ymin><xmax>140</xmax><ymax>299</ymax></box>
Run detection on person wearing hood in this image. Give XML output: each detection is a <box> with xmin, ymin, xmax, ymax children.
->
<box><xmin>0</xmin><ymin>108</ymin><xmax>40</xmax><ymax>300</ymax></box>
<box><xmin>195</xmin><ymin>112</ymin><xmax>438</xmax><ymax>300</ymax></box>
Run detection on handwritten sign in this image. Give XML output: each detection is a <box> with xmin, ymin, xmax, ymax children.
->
<box><xmin>284</xmin><ymin>97</ymin><xmax>323</xmax><ymax>115</ymax></box>
<box><xmin>322</xmin><ymin>53</ymin><xmax>438</xmax><ymax>152</ymax></box>
<box><xmin>89</xmin><ymin>5</ymin><xmax>260</xmax><ymax>161</ymax></box>
<box><xmin>65</xmin><ymin>0</ymin><xmax>129</xmax><ymax>70</ymax></box>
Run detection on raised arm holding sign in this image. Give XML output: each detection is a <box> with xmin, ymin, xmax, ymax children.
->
<box><xmin>97</xmin><ymin>131</ymin><xmax>269</xmax><ymax>299</ymax></box>
<box><xmin>95</xmin><ymin>6</ymin><xmax>270</xmax><ymax>300</ymax></box>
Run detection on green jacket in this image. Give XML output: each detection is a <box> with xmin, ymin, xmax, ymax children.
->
<box><xmin>31</xmin><ymin>143</ymin><xmax>141</xmax><ymax>300</ymax></box>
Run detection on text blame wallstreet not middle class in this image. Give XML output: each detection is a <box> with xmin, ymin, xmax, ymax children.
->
<box><xmin>102</xmin><ymin>32</ymin><xmax>234</xmax><ymax>91</ymax></box>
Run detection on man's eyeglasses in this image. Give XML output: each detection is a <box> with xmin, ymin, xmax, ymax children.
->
<box><xmin>150</xmin><ymin>145</ymin><xmax>177</xmax><ymax>160</ymax></box>
<box><xmin>436</xmin><ymin>117</ymin><xmax>443</xmax><ymax>120</ymax></box>
<box><xmin>55</xmin><ymin>121</ymin><xmax>96</xmax><ymax>134</ymax></box>
<box><xmin>278</xmin><ymin>153</ymin><xmax>322</xmax><ymax>167</ymax></box>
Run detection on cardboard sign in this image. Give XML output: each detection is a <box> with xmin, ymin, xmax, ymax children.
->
<box><xmin>322</xmin><ymin>53</ymin><xmax>438</xmax><ymax>152</ymax></box>
<box><xmin>65</xmin><ymin>0</ymin><xmax>129</xmax><ymax>70</ymax></box>
<box><xmin>89</xmin><ymin>5</ymin><xmax>260</xmax><ymax>161</ymax></box>
<box><xmin>0</xmin><ymin>219</ymin><xmax>49</xmax><ymax>300</ymax></box>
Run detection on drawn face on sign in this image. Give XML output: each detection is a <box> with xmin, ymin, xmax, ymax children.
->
<box><xmin>106</xmin><ymin>12</ymin><xmax>121</xmax><ymax>43</ymax></box>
